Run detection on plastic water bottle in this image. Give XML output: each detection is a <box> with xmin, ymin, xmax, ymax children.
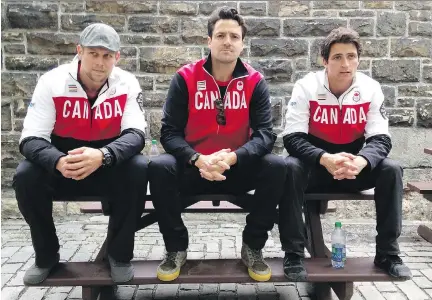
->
<box><xmin>331</xmin><ymin>221</ymin><xmax>346</xmax><ymax>269</ymax></box>
<box><xmin>149</xmin><ymin>139</ymin><xmax>160</xmax><ymax>158</ymax></box>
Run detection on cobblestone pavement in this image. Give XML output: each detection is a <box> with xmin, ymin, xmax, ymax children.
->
<box><xmin>1</xmin><ymin>213</ymin><xmax>432</xmax><ymax>300</ymax></box>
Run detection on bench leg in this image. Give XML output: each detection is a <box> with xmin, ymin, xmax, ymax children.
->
<box><xmin>331</xmin><ymin>282</ymin><xmax>354</xmax><ymax>300</ymax></box>
<box><xmin>315</xmin><ymin>283</ymin><xmax>333</xmax><ymax>300</ymax></box>
<box><xmin>82</xmin><ymin>286</ymin><xmax>101</xmax><ymax>300</ymax></box>
<box><xmin>305</xmin><ymin>201</ymin><xmax>331</xmax><ymax>258</ymax></box>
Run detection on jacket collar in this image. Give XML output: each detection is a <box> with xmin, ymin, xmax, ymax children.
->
<box><xmin>202</xmin><ymin>54</ymin><xmax>249</xmax><ymax>79</ymax></box>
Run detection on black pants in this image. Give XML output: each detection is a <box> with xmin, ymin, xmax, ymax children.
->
<box><xmin>280</xmin><ymin>156</ymin><xmax>403</xmax><ymax>257</ymax></box>
<box><xmin>149</xmin><ymin>153</ymin><xmax>286</xmax><ymax>252</ymax></box>
<box><xmin>12</xmin><ymin>155</ymin><xmax>148</xmax><ymax>267</ymax></box>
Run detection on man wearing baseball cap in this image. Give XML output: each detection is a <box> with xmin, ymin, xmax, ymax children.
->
<box><xmin>13</xmin><ymin>23</ymin><xmax>148</xmax><ymax>284</ymax></box>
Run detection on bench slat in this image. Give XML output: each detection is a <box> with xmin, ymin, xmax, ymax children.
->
<box><xmin>407</xmin><ymin>182</ymin><xmax>432</xmax><ymax>195</ymax></box>
<box><xmin>33</xmin><ymin>257</ymin><xmax>401</xmax><ymax>286</ymax></box>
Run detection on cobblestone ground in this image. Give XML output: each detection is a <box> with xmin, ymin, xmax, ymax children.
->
<box><xmin>1</xmin><ymin>213</ymin><xmax>432</xmax><ymax>300</ymax></box>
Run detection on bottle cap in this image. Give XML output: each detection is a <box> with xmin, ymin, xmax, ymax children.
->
<box><xmin>151</xmin><ymin>139</ymin><xmax>157</xmax><ymax>145</ymax></box>
<box><xmin>335</xmin><ymin>221</ymin><xmax>342</xmax><ymax>228</ymax></box>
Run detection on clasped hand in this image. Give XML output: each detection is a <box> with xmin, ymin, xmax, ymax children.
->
<box><xmin>320</xmin><ymin>152</ymin><xmax>368</xmax><ymax>180</ymax></box>
<box><xmin>195</xmin><ymin>148</ymin><xmax>237</xmax><ymax>181</ymax></box>
<box><xmin>56</xmin><ymin>147</ymin><xmax>103</xmax><ymax>180</ymax></box>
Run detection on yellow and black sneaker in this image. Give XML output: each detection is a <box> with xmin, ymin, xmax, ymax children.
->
<box><xmin>241</xmin><ymin>243</ymin><xmax>271</xmax><ymax>282</ymax></box>
<box><xmin>156</xmin><ymin>251</ymin><xmax>187</xmax><ymax>282</ymax></box>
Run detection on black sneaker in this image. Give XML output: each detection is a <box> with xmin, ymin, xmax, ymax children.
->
<box><xmin>283</xmin><ymin>253</ymin><xmax>307</xmax><ymax>282</ymax></box>
<box><xmin>23</xmin><ymin>253</ymin><xmax>60</xmax><ymax>285</ymax></box>
<box><xmin>374</xmin><ymin>254</ymin><xmax>412</xmax><ymax>280</ymax></box>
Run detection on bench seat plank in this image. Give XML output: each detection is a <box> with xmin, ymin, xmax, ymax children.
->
<box><xmin>407</xmin><ymin>182</ymin><xmax>432</xmax><ymax>195</ymax></box>
<box><xmin>77</xmin><ymin>191</ymin><xmax>374</xmax><ymax>214</ymax></box>
<box><xmin>34</xmin><ymin>257</ymin><xmax>400</xmax><ymax>287</ymax></box>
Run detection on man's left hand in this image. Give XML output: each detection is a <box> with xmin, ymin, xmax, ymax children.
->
<box><xmin>64</xmin><ymin>147</ymin><xmax>103</xmax><ymax>180</ymax></box>
<box><xmin>333</xmin><ymin>153</ymin><xmax>368</xmax><ymax>180</ymax></box>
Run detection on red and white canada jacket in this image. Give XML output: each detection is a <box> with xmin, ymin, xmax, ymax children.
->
<box><xmin>282</xmin><ymin>70</ymin><xmax>392</xmax><ymax>169</ymax></box>
<box><xmin>19</xmin><ymin>57</ymin><xmax>147</xmax><ymax>172</ymax></box>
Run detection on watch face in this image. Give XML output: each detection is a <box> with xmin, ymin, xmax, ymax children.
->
<box><xmin>105</xmin><ymin>155</ymin><xmax>112</xmax><ymax>166</ymax></box>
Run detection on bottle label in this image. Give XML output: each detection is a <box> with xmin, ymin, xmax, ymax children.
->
<box><xmin>331</xmin><ymin>244</ymin><xmax>346</xmax><ymax>262</ymax></box>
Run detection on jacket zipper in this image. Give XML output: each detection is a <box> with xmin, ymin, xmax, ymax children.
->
<box><xmin>324</xmin><ymin>85</ymin><xmax>356</xmax><ymax>141</ymax></box>
<box><xmin>202</xmin><ymin>67</ymin><xmax>248</xmax><ymax>135</ymax></box>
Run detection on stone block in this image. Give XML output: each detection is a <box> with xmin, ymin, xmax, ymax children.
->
<box><xmin>268</xmin><ymin>83</ymin><xmax>293</xmax><ymax>97</ymax></box>
<box><xmin>377</xmin><ymin>12</ymin><xmax>406</xmax><ymax>36</ymax></box>
<box><xmin>139</xmin><ymin>47</ymin><xmax>201</xmax><ymax>74</ymax></box>
<box><xmin>143</xmin><ymin>91</ymin><xmax>167</xmax><ymax>108</ymax></box>
<box><xmin>6</xmin><ymin>3</ymin><xmax>58</xmax><ymax>29</ymax></box>
<box><xmin>268</xmin><ymin>1</ymin><xmax>309</xmax><ymax>17</ymax></box>
<box><xmin>13</xmin><ymin>98</ymin><xmax>30</xmax><ymax>118</ymax></box>
<box><xmin>295</xmin><ymin>58</ymin><xmax>308</xmax><ymax>70</ymax></box>
<box><xmin>340</xmin><ymin>10</ymin><xmax>375</xmax><ymax>17</ymax></box>
<box><xmin>1</xmin><ymin>104</ymin><xmax>12</xmax><ymax>131</ymax></box>
<box><xmin>310</xmin><ymin>38</ymin><xmax>326</xmax><ymax>68</ymax></box>
<box><xmin>120</xmin><ymin>46</ymin><xmax>137</xmax><ymax>57</ymax></box>
<box><xmin>398</xmin><ymin>85</ymin><xmax>432</xmax><ymax>97</ymax></box>
<box><xmin>181</xmin><ymin>18</ymin><xmax>207</xmax><ymax>44</ymax></box>
<box><xmin>1</xmin><ymin>73</ymin><xmax>38</xmax><ymax>98</ymax></box>
<box><xmin>312</xmin><ymin>10</ymin><xmax>338</xmax><ymax>17</ymax></box>
<box><xmin>146</xmin><ymin>110</ymin><xmax>163</xmax><ymax>139</ymax></box>
<box><xmin>86</xmin><ymin>1</ymin><xmax>157</xmax><ymax>14</ymax></box>
<box><xmin>60</xmin><ymin>14</ymin><xmax>126</xmax><ymax>32</ymax></box>
<box><xmin>271</xmin><ymin>97</ymin><xmax>283</xmax><ymax>127</ymax></box>
<box><xmin>395</xmin><ymin>1</ymin><xmax>432</xmax><ymax>11</ymax></box>
<box><xmin>160</xmin><ymin>2</ymin><xmax>197</xmax><ymax>15</ymax></box>
<box><xmin>382</xmin><ymin>85</ymin><xmax>396</xmax><ymax>107</ymax></box>
<box><xmin>391</xmin><ymin>38</ymin><xmax>432</xmax><ymax>57</ymax></box>
<box><xmin>409</xmin><ymin>22</ymin><xmax>432</xmax><ymax>37</ymax></box>
<box><xmin>372</xmin><ymin>59</ymin><xmax>421</xmax><ymax>83</ymax></box>
<box><xmin>363</xmin><ymin>1</ymin><xmax>393</xmax><ymax>9</ymax></box>
<box><xmin>27</xmin><ymin>33</ymin><xmax>79</xmax><ymax>55</ymax></box>
<box><xmin>397</xmin><ymin>98</ymin><xmax>415</xmax><ymax>108</ymax></box>
<box><xmin>361</xmin><ymin>38</ymin><xmax>388</xmax><ymax>57</ymax></box>
<box><xmin>417</xmin><ymin>100</ymin><xmax>432</xmax><ymax>128</ymax></box>
<box><xmin>61</xmin><ymin>2</ymin><xmax>84</xmax><ymax>13</ymax></box>
<box><xmin>239</xmin><ymin>2</ymin><xmax>266</xmax><ymax>16</ymax></box>
<box><xmin>198</xmin><ymin>2</ymin><xmax>237</xmax><ymax>15</ymax></box>
<box><xmin>423</xmin><ymin>65</ymin><xmax>432</xmax><ymax>83</ymax></box>
<box><xmin>120</xmin><ymin>34</ymin><xmax>161</xmax><ymax>45</ymax></box>
<box><xmin>313</xmin><ymin>1</ymin><xmax>359</xmax><ymax>9</ymax></box>
<box><xmin>246</xmin><ymin>18</ymin><xmax>280</xmax><ymax>37</ymax></box>
<box><xmin>1</xmin><ymin>32</ymin><xmax>24</xmax><ymax>42</ymax></box>
<box><xmin>116</xmin><ymin>58</ymin><xmax>137</xmax><ymax>72</ymax></box>
<box><xmin>409</xmin><ymin>10</ymin><xmax>432</xmax><ymax>21</ymax></box>
<box><xmin>249</xmin><ymin>59</ymin><xmax>293</xmax><ymax>83</ymax></box>
<box><xmin>283</xmin><ymin>18</ymin><xmax>347</xmax><ymax>36</ymax></box>
<box><xmin>349</xmin><ymin>18</ymin><xmax>374</xmax><ymax>36</ymax></box>
<box><xmin>136</xmin><ymin>75</ymin><xmax>154</xmax><ymax>91</ymax></box>
<box><xmin>250</xmin><ymin>38</ymin><xmax>308</xmax><ymax>57</ymax></box>
<box><xmin>5</xmin><ymin>56</ymin><xmax>58</xmax><ymax>71</ymax></box>
<box><xmin>387</xmin><ymin>108</ymin><xmax>415</xmax><ymax>127</ymax></box>
<box><xmin>3</xmin><ymin>44</ymin><xmax>25</xmax><ymax>54</ymax></box>
<box><xmin>128</xmin><ymin>16</ymin><xmax>178</xmax><ymax>34</ymax></box>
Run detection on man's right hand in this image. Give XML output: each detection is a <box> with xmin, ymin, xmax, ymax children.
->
<box><xmin>196</xmin><ymin>149</ymin><xmax>231</xmax><ymax>181</ymax></box>
<box><xmin>319</xmin><ymin>153</ymin><xmax>353</xmax><ymax>177</ymax></box>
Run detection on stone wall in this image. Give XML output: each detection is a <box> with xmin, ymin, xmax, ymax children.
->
<box><xmin>1</xmin><ymin>1</ymin><xmax>432</xmax><ymax>193</ymax></box>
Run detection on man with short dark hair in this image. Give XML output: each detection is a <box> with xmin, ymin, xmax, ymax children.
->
<box><xmin>13</xmin><ymin>23</ymin><xmax>148</xmax><ymax>284</ymax></box>
<box><xmin>279</xmin><ymin>27</ymin><xmax>412</xmax><ymax>281</ymax></box>
<box><xmin>149</xmin><ymin>6</ymin><xmax>286</xmax><ymax>282</ymax></box>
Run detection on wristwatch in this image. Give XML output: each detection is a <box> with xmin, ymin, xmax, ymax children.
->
<box><xmin>100</xmin><ymin>147</ymin><xmax>113</xmax><ymax>167</ymax></box>
<box><xmin>190</xmin><ymin>152</ymin><xmax>201</xmax><ymax>166</ymax></box>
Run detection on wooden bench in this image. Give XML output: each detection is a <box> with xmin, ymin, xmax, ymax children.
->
<box><xmin>407</xmin><ymin>147</ymin><xmax>432</xmax><ymax>244</ymax></box>
<box><xmin>28</xmin><ymin>190</ymin><xmax>407</xmax><ymax>300</ymax></box>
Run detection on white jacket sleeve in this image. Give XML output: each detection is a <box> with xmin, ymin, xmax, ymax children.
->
<box><xmin>20</xmin><ymin>75</ymin><xmax>56</xmax><ymax>144</ymax></box>
<box><xmin>364</xmin><ymin>83</ymin><xmax>390</xmax><ymax>139</ymax></box>
<box><xmin>121</xmin><ymin>75</ymin><xmax>147</xmax><ymax>133</ymax></box>
<box><xmin>281</xmin><ymin>82</ymin><xmax>310</xmax><ymax>137</ymax></box>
